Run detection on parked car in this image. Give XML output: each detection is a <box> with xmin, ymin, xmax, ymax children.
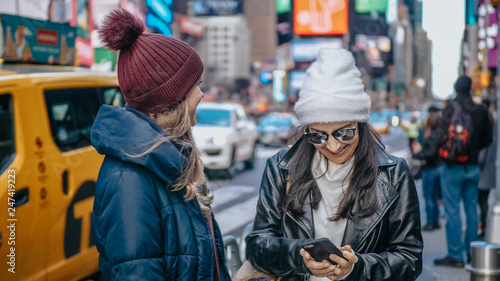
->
<box><xmin>192</xmin><ymin>102</ymin><xmax>258</xmax><ymax>176</ymax></box>
<box><xmin>256</xmin><ymin>112</ymin><xmax>298</xmax><ymax>146</ymax></box>
<box><xmin>369</xmin><ymin>110</ymin><xmax>392</xmax><ymax>134</ymax></box>
<box><xmin>0</xmin><ymin>63</ymin><xmax>123</xmax><ymax>281</ymax></box>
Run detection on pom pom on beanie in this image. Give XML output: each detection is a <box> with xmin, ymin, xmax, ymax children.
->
<box><xmin>294</xmin><ymin>48</ymin><xmax>371</xmax><ymax>125</ymax></box>
<box><xmin>99</xmin><ymin>9</ymin><xmax>204</xmax><ymax>115</ymax></box>
<box><xmin>99</xmin><ymin>9</ymin><xmax>144</xmax><ymax>52</ymax></box>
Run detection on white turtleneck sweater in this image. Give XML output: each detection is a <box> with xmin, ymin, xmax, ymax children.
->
<box><xmin>310</xmin><ymin>151</ymin><xmax>354</xmax><ymax>281</ymax></box>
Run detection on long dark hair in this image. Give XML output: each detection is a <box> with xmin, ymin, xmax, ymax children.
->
<box><xmin>280</xmin><ymin>122</ymin><xmax>383</xmax><ymax>220</ymax></box>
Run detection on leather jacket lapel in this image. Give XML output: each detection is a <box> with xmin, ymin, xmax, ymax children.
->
<box><xmin>342</xmin><ymin>169</ymin><xmax>399</xmax><ymax>250</ymax></box>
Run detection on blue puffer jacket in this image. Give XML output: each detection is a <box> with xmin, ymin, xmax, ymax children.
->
<box><xmin>90</xmin><ymin>105</ymin><xmax>231</xmax><ymax>281</ymax></box>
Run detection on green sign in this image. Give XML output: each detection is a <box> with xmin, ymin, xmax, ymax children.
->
<box><xmin>355</xmin><ymin>0</ymin><xmax>388</xmax><ymax>13</ymax></box>
<box><xmin>276</xmin><ymin>0</ymin><xmax>291</xmax><ymax>14</ymax></box>
<box><xmin>93</xmin><ymin>47</ymin><xmax>118</xmax><ymax>71</ymax></box>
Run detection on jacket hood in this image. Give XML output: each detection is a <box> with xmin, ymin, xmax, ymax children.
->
<box><xmin>91</xmin><ymin>105</ymin><xmax>189</xmax><ymax>184</ymax></box>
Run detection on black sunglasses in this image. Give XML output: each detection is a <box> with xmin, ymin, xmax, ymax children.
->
<box><xmin>304</xmin><ymin>127</ymin><xmax>357</xmax><ymax>145</ymax></box>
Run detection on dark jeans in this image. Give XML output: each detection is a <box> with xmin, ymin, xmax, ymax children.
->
<box><xmin>422</xmin><ymin>165</ymin><xmax>442</xmax><ymax>225</ymax></box>
<box><xmin>478</xmin><ymin>189</ymin><xmax>491</xmax><ymax>234</ymax></box>
<box><xmin>440</xmin><ymin>164</ymin><xmax>480</xmax><ymax>260</ymax></box>
<box><xmin>408</xmin><ymin>138</ymin><xmax>416</xmax><ymax>153</ymax></box>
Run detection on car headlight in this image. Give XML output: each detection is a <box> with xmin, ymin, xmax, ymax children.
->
<box><xmin>213</xmin><ymin>134</ymin><xmax>226</xmax><ymax>146</ymax></box>
<box><xmin>391</xmin><ymin>116</ymin><xmax>400</xmax><ymax>127</ymax></box>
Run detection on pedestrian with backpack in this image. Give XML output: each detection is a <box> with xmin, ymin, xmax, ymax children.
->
<box><xmin>434</xmin><ymin>75</ymin><xmax>493</xmax><ymax>268</ymax></box>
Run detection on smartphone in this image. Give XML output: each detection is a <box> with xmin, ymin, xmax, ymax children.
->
<box><xmin>303</xmin><ymin>238</ymin><xmax>347</xmax><ymax>265</ymax></box>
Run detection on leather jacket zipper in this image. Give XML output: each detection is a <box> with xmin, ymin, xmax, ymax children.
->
<box><xmin>285</xmin><ymin>211</ymin><xmax>313</xmax><ymax>239</ymax></box>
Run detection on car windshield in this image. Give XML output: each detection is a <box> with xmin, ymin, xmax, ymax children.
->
<box><xmin>196</xmin><ymin>109</ymin><xmax>231</xmax><ymax>127</ymax></box>
<box><xmin>0</xmin><ymin>94</ymin><xmax>15</xmax><ymax>173</ymax></box>
<box><xmin>260</xmin><ymin>116</ymin><xmax>291</xmax><ymax>127</ymax></box>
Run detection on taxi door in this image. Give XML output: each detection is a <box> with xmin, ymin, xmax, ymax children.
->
<box><xmin>0</xmin><ymin>84</ymin><xmax>50</xmax><ymax>281</ymax></box>
<box><xmin>40</xmin><ymin>81</ymin><xmax>122</xmax><ymax>280</ymax></box>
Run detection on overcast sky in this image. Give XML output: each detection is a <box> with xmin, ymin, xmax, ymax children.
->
<box><xmin>422</xmin><ymin>0</ymin><xmax>465</xmax><ymax>100</ymax></box>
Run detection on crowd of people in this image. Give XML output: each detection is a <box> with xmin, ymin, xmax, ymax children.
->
<box><xmin>410</xmin><ymin>75</ymin><xmax>495</xmax><ymax>268</ymax></box>
<box><xmin>89</xmin><ymin>8</ymin><xmax>496</xmax><ymax>281</ymax></box>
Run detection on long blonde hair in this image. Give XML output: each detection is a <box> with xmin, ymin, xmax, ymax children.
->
<box><xmin>128</xmin><ymin>99</ymin><xmax>213</xmax><ymax>216</ymax></box>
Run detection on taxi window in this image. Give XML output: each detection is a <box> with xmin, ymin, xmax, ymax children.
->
<box><xmin>0</xmin><ymin>94</ymin><xmax>15</xmax><ymax>172</ymax></box>
<box><xmin>44</xmin><ymin>87</ymin><xmax>123</xmax><ymax>152</ymax></box>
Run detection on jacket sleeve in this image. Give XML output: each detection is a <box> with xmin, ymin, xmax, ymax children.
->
<box><xmin>346</xmin><ymin>159</ymin><xmax>424</xmax><ymax>281</ymax></box>
<box><xmin>93</xmin><ymin>169</ymin><xmax>166</xmax><ymax>281</ymax></box>
<box><xmin>413</xmin><ymin>130</ymin><xmax>440</xmax><ymax>162</ymax></box>
<box><xmin>245</xmin><ymin>156</ymin><xmax>313</xmax><ymax>277</ymax></box>
<box><xmin>478</xmin><ymin>109</ymin><xmax>493</xmax><ymax>150</ymax></box>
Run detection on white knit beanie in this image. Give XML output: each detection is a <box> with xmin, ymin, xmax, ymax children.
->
<box><xmin>294</xmin><ymin>48</ymin><xmax>371</xmax><ymax>125</ymax></box>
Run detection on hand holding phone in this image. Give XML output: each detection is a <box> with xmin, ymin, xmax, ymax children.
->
<box><xmin>302</xmin><ymin>238</ymin><xmax>347</xmax><ymax>265</ymax></box>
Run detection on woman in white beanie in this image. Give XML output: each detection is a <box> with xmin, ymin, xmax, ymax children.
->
<box><xmin>245</xmin><ymin>48</ymin><xmax>423</xmax><ymax>280</ymax></box>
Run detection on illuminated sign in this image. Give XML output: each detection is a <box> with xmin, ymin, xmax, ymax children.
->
<box><xmin>289</xmin><ymin>70</ymin><xmax>307</xmax><ymax>95</ymax></box>
<box><xmin>260</xmin><ymin>71</ymin><xmax>273</xmax><ymax>84</ymax></box>
<box><xmin>293</xmin><ymin>0</ymin><xmax>348</xmax><ymax>35</ymax></box>
<box><xmin>193</xmin><ymin>0</ymin><xmax>243</xmax><ymax>16</ymax></box>
<box><xmin>355</xmin><ymin>0</ymin><xmax>388</xmax><ymax>13</ymax></box>
<box><xmin>290</xmin><ymin>39</ymin><xmax>343</xmax><ymax>62</ymax></box>
<box><xmin>276</xmin><ymin>0</ymin><xmax>292</xmax><ymax>14</ymax></box>
<box><xmin>146</xmin><ymin>0</ymin><xmax>173</xmax><ymax>36</ymax></box>
<box><xmin>273</xmin><ymin>70</ymin><xmax>286</xmax><ymax>102</ymax></box>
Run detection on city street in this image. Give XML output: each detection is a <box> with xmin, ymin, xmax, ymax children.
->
<box><xmin>209</xmin><ymin>126</ymin><xmax>471</xmax><ymax>280</ymax></box>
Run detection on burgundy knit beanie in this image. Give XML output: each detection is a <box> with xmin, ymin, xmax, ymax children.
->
<box><xmin>99</xmin><ymin>9</ymin><xmax>204</xmax><ymax>115</ymax></box>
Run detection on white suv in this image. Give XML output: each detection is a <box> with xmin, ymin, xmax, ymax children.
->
<box><xmin>193</xmin><ymin>102</ymin><xmax>258</xmax><ymax>176</ymax></box>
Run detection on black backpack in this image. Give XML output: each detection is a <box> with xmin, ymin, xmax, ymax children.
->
<box><xmin>439</xmin><ymin>101</ymin><xmax>473</xmax><ymax>164</ymax></box>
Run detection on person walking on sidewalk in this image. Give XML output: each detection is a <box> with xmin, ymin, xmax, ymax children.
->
<box><xmin>90</xmin><ymin>9</ymin><xmax>230</xmax><ymax>281</ymax></box>
<box><xmin>412</xmin><ymin>105</ymin><xmax>443</xmax><ymax>231</ymax></box>
<box><xmin>245</xmin><ymin>48</ymin><xmax>423</xmax><ymax>280</ymax></box>
<box><xmin>434</xmin><ymin>75</ymin><xmax>493</xmax><ymax>268</ymax></box>
<box><xmin>477</xmin><ymin>98</ymin><xmax>497</xmax><ymax>240</ymax></box>
<box><xmin>405</xmin><ymin>114</ymin><xmax>420</xmax><ymax>154</ymax></box>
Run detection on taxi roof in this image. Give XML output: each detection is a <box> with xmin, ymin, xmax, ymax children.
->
<box><xmin>0</xmin><ymin>63</ymin><xmax>94</xmax><ymax>74</ymax></box>
<box><xmin>0</xmin><ymin>63</ymin><xmax>116</xmax><ymax>82</ymax></box>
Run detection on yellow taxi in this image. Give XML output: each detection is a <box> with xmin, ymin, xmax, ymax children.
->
<box><xmin>0</xmin><ymin>63</ymin><xmax>123</xmax><ymax>281</ymax></box>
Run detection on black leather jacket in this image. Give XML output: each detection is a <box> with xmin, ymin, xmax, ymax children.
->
<box><xmin>245</xmin><ymin>143</ymin><xmax>423</xmax><ymax>281</ymax></box>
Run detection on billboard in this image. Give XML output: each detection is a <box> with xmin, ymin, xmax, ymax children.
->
<box><xmin>290</xmin><ymin>38</ymin><xmax>343</xmax><ymax>62</ymax></box>
<box><xmin>355</xmin><ymin>0</ymin><xmax>388</xmax><ymax>13</ymax></box>
<box><xmin>353</xmin><ymin>34</ymin><xmax>392</xmax><ymax>76</ymax></box>
<box><xmin>71</xmin><ymin>0</ymin><xmax>94</xmax><ymax>67</ymax></box>
<box><xmin>276</xmin><ymin>0</ymin><xmax>292</xmax><ymax>13</ymax></box>
<box><xmin>289</xmin><ymin>70</ymin><xmax>307</xmax><ymax>95</ymax></box>
<box><xmin>478</xmin><ymin>2</ymin><xmax>498</xmax><ymax>68</ymax></box>
<box><xmin>1</xmin><ymin>14</ymin><xmax>76</xmax><ymax>65</ymax></box>
<box><xmin>193</xmin><ymin>0</ymin><xmax>243</xmax><ymax>16</ymax></box>
<box><xmin>293</xmin><ymin>0</ymin><xmax>348</xmax><ymax>35</ymax></box>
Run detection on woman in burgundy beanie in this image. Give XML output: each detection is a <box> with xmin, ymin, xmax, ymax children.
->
<box><xmin>90</xmin><ymin>9</ymin><xmax>230</xmax><ymax>281</ymax></box>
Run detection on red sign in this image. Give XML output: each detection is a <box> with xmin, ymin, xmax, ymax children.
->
<box><xmin>37</xmin><ymin>28</ymin><xmax>58</xmax><ymax>46</ymax></box>
<box><xmin>178</xmin><ymin>16</ymin><xmax>203</xmax><ymax>37</ymax></box>
<box><xmin>293</xmin><ymin>0</ymin><xmax>348</xmax><ymax>35</ymax></box>
<box><xmin>75</xmin><ymin>37</ymin><xmax>94</xmax><ymax>67</ymax></box>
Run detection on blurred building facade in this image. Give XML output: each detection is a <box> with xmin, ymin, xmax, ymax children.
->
<box><xmin>197</xmin><ymin>16</ymin><xmax>251</xmax><ymax>84</ymax></box>
<box><xmin>1</xmin><ymin>0</ymin><xmax>435</xmax><ymax>111</ymax></box>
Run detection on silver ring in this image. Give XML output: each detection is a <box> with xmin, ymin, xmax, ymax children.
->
<box><xmin>330</xmin><ymin>271</ymin><xmax>335</xmax><ymax>275</ymax></box>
